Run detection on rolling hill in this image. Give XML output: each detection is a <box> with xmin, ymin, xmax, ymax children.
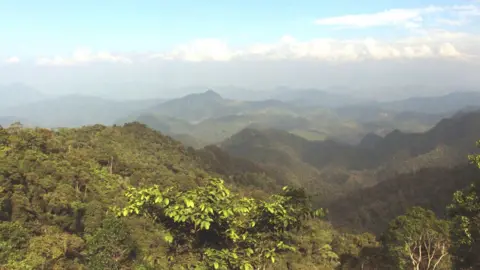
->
<box><xmin>219</xmin><ymin>110</ymin><xmax>480</xmax><ymax>207</ymax></box>
<box><xmin>5</xmin><ymin>86</ymin><xmax>476</xmax><ymax>151</ymax></box>
<box><xmin>327</xmin><ymin>163</ymin><xmax>480</xmax><ymax>234</ymax></box>
<box><xmin>3</xmin><ymin>94</ymin><xmax>480</xmax><ymax>268</ymax></box>
<box><xmin>0</xmin><ymin>94</ymin><xmax>164</xmax><ymax>128</ymax></box>
<box><xmin>381</xmin><ymin>91</ymin><xmax>480</xmax><ymax>114</ymax></box>
<box><xmin>271</xmin><ymin>87</ymin><xmax>365</xmax><ymax>108</ymax></box>
<box><xmin>122</xmin><ymin>89</ymin><xmax>455</xmax><ymax>147</ymax></box>
<box><xmin>219</xmin><ymin>128</ymin><xmax>373</xmax><ymax>203</ymax></box>
<box><xmin>137</xmin><ymin>89</ymin><xmax>294</xmax><ymax>123</ymax></box>
<box><xmin>0</xmin><ymin>121</ymin><xmax>384</xmax><ymax>269</ymax></box>
<box><xmin>0</xmin><ymin>83</ymin><xmax>47</xmax><ymax>109</ymax></box>
<box><xmin>118</xmin><ymin>90</ymin><xmax>326</xmax><ymax>145</ymax></box>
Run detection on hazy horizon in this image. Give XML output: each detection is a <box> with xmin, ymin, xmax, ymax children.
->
<box><xmin>2</xmin><ymin>0</ymin><xmax>480</xmax><ymax>101</ymax></box>
<box><xmin>2</xmin><ymin>80</ymin><xmax>480</xmax><ymax>103</ymax></box>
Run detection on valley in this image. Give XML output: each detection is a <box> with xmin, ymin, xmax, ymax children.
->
<box><xmin>2</xmin><ymin>84</ymin><xmax>480</xmax><ymax>210</ymax></box>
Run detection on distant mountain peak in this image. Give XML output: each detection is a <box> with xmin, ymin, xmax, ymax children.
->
<box><xmin>178</xmin><ymin>89</ymin><xmax>223</xmax><ymax>101</ymax></box>
<box><xmin>384</xmin><ymin>129</ymin><xmax>404</xmax><ymax>140</ymax></box>
<box><xmin>359</xmin><ymin>133</ymin><xmax>383</xmax><ymax>148</ymax></box>
<box><xmin>205</xmin><ymin>89</ymin><xmax>218</xmax><ymax>94</ymax></box>
<box><xmin>0</xmin><ymin>84</ymin><xmax>47</xmax><ymax>109</ymax></box>
<box><xmin>202</xmin><ymin>89</ymin><xmax>222</xmax><ymax>98</ymax></box>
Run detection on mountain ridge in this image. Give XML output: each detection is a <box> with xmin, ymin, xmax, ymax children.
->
<box><xmin>0</xmin><ymin>83</ymin><xmax>48</xmax><ymax>109</ymax></box>
<box><xmin>218</xmin><ymin>110</ymin><xmax>480</xmax><ymax>206</ymax></box>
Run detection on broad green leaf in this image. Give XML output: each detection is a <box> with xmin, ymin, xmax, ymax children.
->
<box><xmin>164</xmin><ymin>233</ymin><xmax>174</xmax><ymax>244</ymax></box>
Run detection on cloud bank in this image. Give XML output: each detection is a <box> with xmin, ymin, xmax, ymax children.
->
<box><xmin>31</xmin><ymin>4</ymin><xmax>480</xmax><ymax>66</ymax></box>
<box><xmin>151</xmin><ymin>32</ymin><xmax>473</xmax><ymax>62</ymax></box>
<box><xmin>315</xmin><ymin>6</ymin><xmax>441</xmax><ymax>28</ymax></box>
<box><xmin>36</xmin><ymin>49</ymin><xmax>132</xmax><ymax>66</ymax></box>
<box><xmin>5</xmin><ymin>57</ymin><xmax>20</xmax><ymax>64</ymax></box>
<box><xmin>314</xmin><ymin>4</ymin><xmax>480</xmax><ymax>28</ymax></box>
<box><xmin>34</xmin><ymin>30</ymin><xmax>478</xmax><ymax>66</ymax></box>
<box><xmin>2</xmin><ymin>3</ymin><xmax>478</xmax><ymax>101</ymax></box>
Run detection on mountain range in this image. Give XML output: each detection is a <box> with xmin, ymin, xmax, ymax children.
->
<box><xmin>218</xmin><ymin>109</ymin><xmax>480</xmax><ymax>226</ymax></box>
<box><xmin>5</xmin><ymin>93</ymin><xmax>473</xmax><ymax>235</ymax></box>
<box><xmin>115</xmin><ymin>89</ymin><xmax>480</xmax><ymax>147</ymax></box>
<box><xmin>0</xmin><ymin>89</ymin><xmax>165</xmax><ymax>127</ymax></box>
<box><xmin>0</xmin><ymin>83</ymin><xmax>48</xmax><ymax>109</ymax></box>
<box><xmin>2</xmin><ymin>83</ymin><xmax>480</xmax><ymax>151</ymax></box>
<box><xmin>2</xmin><ymin>83</ymin><xmax>480</xmax><ymax>268</ymax></box>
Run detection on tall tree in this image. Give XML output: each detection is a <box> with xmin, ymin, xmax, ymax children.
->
<box><xmin>447</xmin><ymin>140</ymin><xmax>480</xmax><ymax>269</ymax></box>
<box><xmin>382</xmin><ymin>207</ymin><xmax>450</xmax><ymax>270</ymax></box>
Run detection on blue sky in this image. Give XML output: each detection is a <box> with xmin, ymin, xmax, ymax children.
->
<box><xmin>1</xmin><ymin>0</ymin><xmax>474</xmax><ymax>57</ymax></box>
<box><xmin>1</xmin><ymin>0</ymin><xmax>480</xmax><ymax>99</ymax></box>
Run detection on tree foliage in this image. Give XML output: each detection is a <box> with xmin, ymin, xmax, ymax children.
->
<box><xmin>447</xmin><ymin>140</ymin><xmax>480</xmax><ymax>269</ymax></box>
<box><xmin>117</xmin><ymin>178</ymin><xmax>326</xmax><ymax>269</ymax></box>
<box><xmin>3</xmin><ymin>122</ymin><xmax>479</xmax><ymax>269</ymax></box>
<box><xmin>382</xmin><ymin>207</ymin><xmax>451</xmax><ymax>270</ymax></box>
<box><xmin>0</xmin><ymin>123</ymin><xmax>380</xmax><ymax>269</ymax></box>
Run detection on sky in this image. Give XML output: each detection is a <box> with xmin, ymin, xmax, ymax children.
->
<box><xmin>1</xmin><ymin>0</ymin><xmax>480</xmax><ymax>100</ymax></box>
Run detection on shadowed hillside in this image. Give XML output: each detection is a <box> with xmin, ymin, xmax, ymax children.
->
<box><xmin>328</xmin><ymin>164</ymin><xmax>480</xmax><ymax>234</ymax></box>
<box><xmin>220</xmin><ymin>112</ymin><xmax>474</xmax><ymax>177</ymax></box>
<box><xmin>219</xmin><ymin>111</ymin><xmax>480</xmax><ymax>207</ymax></box>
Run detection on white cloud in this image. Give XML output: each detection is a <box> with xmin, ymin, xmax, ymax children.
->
<box><xmin>151</xmin><ymin>31</ymin><xmax>476</xmax><ymax>62</ymax></box>
<box><xmin>314</xmin><ymin>6</ymin><xmax>442</xmax><ymax>28</ymax></box>
<box><xmin>438</xmin><ymin>18</ymin><xmax>464</xmax><ymax>26</ymax></box>
<box><xmin>33</xmin><ymin>3</ymin><xmax>480</xmax><ymax>66</ymax></box>
<box><xmin>439</xmin><ymin>42</ymin><xmax>462</xmax><ymax>57</ymax></box>
<box><xmin>33</xmin><ymin>31</ymin><xmax>478</xmax><ymax>66</ymax></box>
<box><xmin>151</xmin><ymin>39</ymin><xmax>235</xmax><ymax>62</ymax></box>
<box><xmin>5</xmin><ymin>56</ymin><xmax>20</xmax><ymax>64</ymax></box>
<box><xmin>314</xmin><ymin>4</ymin><xmax>480</xmax><ymax>29</ymax></box>
<box><xmin>37</xmin><ymin>48</ymin><xmax>132</xmax><ymax>66</ymax></box>
<box><xmin>453</xmin><ymin>4</ymin><xmax>480</xmax><ymax>16</ymax></box>
<box><xmin>446</xmin><ymin>5</ymin><xmax>480</xmax><ymax>25</ymax></box>
<box><xmin>146</xmin><ymin>4</ymin><xmax>480</xmax><ymax>63</ymax></box>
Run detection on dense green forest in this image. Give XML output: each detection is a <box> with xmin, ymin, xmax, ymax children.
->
<box><xmin>1</xmin><ymin>122</ymin><xmax>480</xmax><ymax>269</ymax></box>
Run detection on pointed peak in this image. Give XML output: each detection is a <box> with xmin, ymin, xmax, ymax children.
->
<box><xmin>184</xmin><ymin>89</ymin><xmax>223</xmax><ymax>101</ymax></box>
<box><xmin>203</xmin><ymin>89</ymin><xmax>222</xmax><ymax>97</ymax></box>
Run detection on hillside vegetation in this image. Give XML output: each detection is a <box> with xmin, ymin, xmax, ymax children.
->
<box><xmin>1</xmin><ymin>121</ymin><xmax>480</xmax><ymax>269</ymax></box>
<box><xmin>219</xmin><ymin>111</ymin><xmax>480</xmax><ymax>207</ymax></box>
<box><xmin>0</xmin><ymin>122</ymin><xmax>380</xmax><ymax>269</ymax></box>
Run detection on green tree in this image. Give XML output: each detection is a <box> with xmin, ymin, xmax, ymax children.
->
<box><xmin>332</xmin><ymin>232</ymin><xmax>384</xmax><ymax>269</ymax></box>
<box><xmin>382</xmin><ymin>207</ymin><xmax>450</xmax><ymax>270</ymax></box>
<box><xmin>85</xmin><ymin>215</ymin><xmax>137</xmax><ymax>270</ymax></box>
<box><xmin>21</xmin><ymin>226</ymin><xmax>85</xmax><ymax>270</ymax></box>
<box><xmin>117</xmin><ymin>178</ymin><xmax>325</xmax><ymax>269</ymax></box>
<box><xmin>0</xmin><ymin>222</ymin><xmax>31</xmax><ymax>265</ymax></box>
<box><xmin>447</xmin><ymin>140</ymin><xmax>480</xmax><ymax>269</ymax></box>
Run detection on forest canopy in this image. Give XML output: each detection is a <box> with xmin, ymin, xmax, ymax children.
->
<box><xmin>1</xmin><ymin>123</ymin><xmax>479</xmax><ymax>269</ymax></box>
